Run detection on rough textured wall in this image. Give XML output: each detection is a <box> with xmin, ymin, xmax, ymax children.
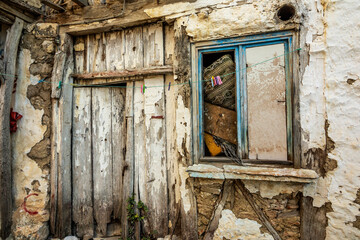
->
<box><xmin>145</xmin><ymin>0</ymin><xmax>360</xmax><ymax>239</ymax></box>
<box><xmin>11</xmin><ymin>23</ymin><xmax>57</xmax><ymax>239</ymax></box>
<box><xmin>194</xmin><ymin>179</ymin><xmax>302</xmax><ymax>240</ymax></box>
<box><xmin>7</xmin><ymin>0</ymin><xmax>357</xmax><ymax>239</ymax></box>
<box><xmin>321</xmin><ymin>0</ymin><xmax>360</xmax><ymax>238</ymax></box>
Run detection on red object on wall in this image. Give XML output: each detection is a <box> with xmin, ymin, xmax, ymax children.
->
<box><xmin>10</xmin><ymin>108</ymin><xmax>22</xmax><ymax>133</ymax></box>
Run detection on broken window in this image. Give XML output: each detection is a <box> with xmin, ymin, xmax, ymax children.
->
<box><xmin>193</xmin><ymin>32</ymin><xmax>295</xmax><ymax>165</ymax></box>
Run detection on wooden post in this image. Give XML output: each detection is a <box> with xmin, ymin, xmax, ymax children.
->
<box><xmin>50</xmin><ymin>34</ymin><xmax>74</xmax><ymax>237</ymax></box>
<box><xmin>0</xmin><ymin>17</ymin><xmax>23</xmax><ymax>238</ymax></box>
<box><xmin>0</xmin><ymin>17</ymin><xmax>23</xmax><ymax>239</ymax></box>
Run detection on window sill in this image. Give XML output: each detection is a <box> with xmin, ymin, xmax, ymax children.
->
<box><xmin>186</xmin><ymin>164</ymin><xmax>318</xmax><ymax>183</ymax></box>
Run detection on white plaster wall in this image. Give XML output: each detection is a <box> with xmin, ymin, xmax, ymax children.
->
<box><xmin>144</xmin><ymin>0</ymin><xmax>360</xmax><ymax>238</ymax></box>
<box><xmin>7</xmin><ymin>0</ymin><xmax>359</xmax><ymax>239</ymax></box>
<box><xmin>322</xmin><ymin>0</ymin><xmax>360</xmax><ymax>238</ymax></box>
<box><xmin>11</xmin><ymin>48</ymin><xmax>49</xmax><ymax>238</ymax></box>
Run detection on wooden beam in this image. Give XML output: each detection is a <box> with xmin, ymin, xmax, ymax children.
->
<box><xmin>235</xmin><ymin>180</ymin><xmax>282</xmax><ymax>240</ymax></box>
<box><xmin>72</xmin><ymin>65</ymin><xmax>174</xmax><ymax>80</ymax></box>
<box><xmin>6</xmin><ymin>0</ymin><xmax>44</xmax><ymax>15</ymax></box>
<box><xmin>204</xmin><ymin>180</ymin><xmax>233</xmax><ymax>240</ymax></box>
<box><xmin>71</xmin><ymin>0</ymin><xmax>88</xmax><ymax>7</ymax></box>
<box><xmin>60</xmin><ymin>9</ymin><xmax>160</xmax><ymax>36</ymax></box>
<box><xmin>0</xmin><ymin>9</ymin><xmax>15</xmax><ymax>23</ymax></box>
<box><xmin>0</xmin><ymin>17</ymin><xmax>24</xmax><ymax>239</ymax></box>
<box><xmin>0</xmin><ymin>1</ymin><xmax>34</xmax><ymax>22</ymax></box>
<box><xmin>0</xmin><ymin>14</ymin><xmax>12</xmax><ymax>25</ymax></box>
<box><xmin>41</xmin><ymin>0</ymin><xmax>65</xmax><ymax>12</ymax></box>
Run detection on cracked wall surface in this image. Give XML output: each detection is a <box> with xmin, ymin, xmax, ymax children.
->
<box><xmin>11</xmin><ymin>23</ymin><xmax>57</xmax><ymax>239</ymax></box>
<box><xmin>8</xmin><ymin>0</ymin><xmax>360</xmax><ymax>239</ymax></box>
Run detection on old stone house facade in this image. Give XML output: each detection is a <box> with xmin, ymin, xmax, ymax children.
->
<box><xmin>0</xmin><ymin>0</ymin><xmax>359</xmax><ymax>239</ymax></box>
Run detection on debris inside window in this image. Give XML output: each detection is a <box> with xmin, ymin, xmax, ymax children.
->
<box><xmin>202</xmin><ymin>52</ymin><xmax>238</xmax><ymax>160</ymax></box>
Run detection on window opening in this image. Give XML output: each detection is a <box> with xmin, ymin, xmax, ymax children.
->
<box><xmin>201</xmin><ymin>51</ymin><xmax>238</xmax><ymax>159</ymax></box>
<box><xmin>193</xmin><ymin>32</ymin><xmax>295</xmax><ymax>165</ymax></box>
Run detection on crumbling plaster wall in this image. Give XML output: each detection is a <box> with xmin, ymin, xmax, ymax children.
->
<box><xmin>8</xmin><ymin>0</ymin><xmax>360</xmax><ymax>239</ymax></box>
<box><xmin>11</xmin><ymin>23</ymin><xmax>57</xmax><ymax>239</ymax></box>
<box><xmin>146</xmin><ymin>0</ymin><xmax>360</xmax><ymax>239</ymax></box>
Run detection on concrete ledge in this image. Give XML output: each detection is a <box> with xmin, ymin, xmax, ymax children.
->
<box><xmin>187</xmin><ymin>164</ymin><xmax>318</xmax><ymax>183</ymax></box>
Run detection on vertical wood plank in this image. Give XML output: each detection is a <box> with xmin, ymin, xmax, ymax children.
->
<box><xmin>124</xmin><ymin>26</ymin><xmax>143</xmax><ymax>69</ymax></box>
<box><xmin>143</xmin><ymin>23</ymin><xmax>164</xmax><ymax>67</ymax></box>
<box><xmin>111</xmin><ymin>87</ymin><xmax>127</xmax><ymax>220</ymax></box>
<box><xmin>72</xmin><ymin>87</ymin><xmax>94</xmax><ymax>238</ymax></box>
<box><xmin>134</xmin><ymin>80</ymin><xmax>145</xmax><ymax>239</ymax></box>
<box><xmin>143</xmin><ymin>75</ymin><xmax>168</xmax><ymax>237</ymax></box>
<box><xmin>164</xmin><ymin>23</ymin><xmax>175</xmax><ymax>66</ymax></box>
<box><xmin>74</xmin><ymin>36</ymin><xmax>85</xmax><ymax>74</ymax></box>
<box><xmin>86</xmin><ymin>34</ymin><xmax>95</xmax><ymax>72</ymax></box>
<box><xmin>106</xmin><ymin>31</ymin><xmax>125</xmax><ymax>71</ymax></box>
<box><xmin>165</xmin><ymin>74</ymin><xmax>180</xmax><ymax>235</ymax></box>
<box><xmin>122</xmin><ymin>82</ymin><xmax>134</xmax><ymax>240</ymax></box>
<box><xmin>56</xmin><ymin>34</ymin><xmax>74</xmax><ymax>237</ymax></box>
<box><xmin>92</xmin><ymin>87</ymin><xmax>113</xmax><ymax>236</ymax></box>
<box><xmin>93</xmin><ymin>33</ymin><xmax>106</xmax><ymax>72</ymax></box>
<box><xmin>50</xmin><ymin>99</ymin><xmax>59</xmax><ymax>236</ymax></box>
<box><xmin>0</xmin><ymin>18</ymin><xmax>23</xmax><ymax>238</ymax></box>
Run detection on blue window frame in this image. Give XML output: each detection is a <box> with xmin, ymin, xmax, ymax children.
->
<box><xmin>191</xmin><ymin>31</ymin><xmax>296</xmax><ymax>165</ymax></box>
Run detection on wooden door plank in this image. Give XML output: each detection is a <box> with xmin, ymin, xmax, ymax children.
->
<box><xmin>86</xmin><ymin>34</ymin><xmax>95</xmax><ymax>73</ymax></box>
<box><xmin>122</xmin><ymin>82</ymin><xmax>134</xmax><ymax>240</ymax></box>
<box><xmin>0</xmin><ymin>17</ymin><xmax>23</xmax><ymax>239</ymax></box>
<box><xmin>93</xmin><ymin>33</ymin><xmax>106</xmax><ymax>72</ymax></box>
<box><xmin>143</xmin><ymin>75</ymin><xmax>168</xmax><ymax>237</ymax></box>
<box><xmin>133</xmin><ymin>80</ymin><xmax>145</xmax><ymax>239</ymax></box>
<box><xmin>111</xmin><ymin>87</ymin><xmax>126</xmax><ymax>219</ymax></box>
<box><xmin>124</xmin><ymin>26</ymin><xmax>143</xmax><ymax>69</ymax></box>
<box><xmin>165</xmin><ymin>74</ymin><xmax>180</xmax><ymax>235</ymax></box>
<box><xmin>106</xmin><ymin>31</ymin><xmax>125</xmax><ymax>72</ymax></box>
<box><xmin>143</xmin><ymin>23</ymin><xmax>164</xmax><ymax>67</ymax></box>
<box><xmin>92</xmin><ymin>87</ymin><xmax>114</xmax><ymax>236</ymax></box>
<box><xmin>56</xmin><ymin>34</ymin><xmax>75</xmax><ymax>237</ymax></box>
<box><xmin>72</xmin><ymin>87</ymin><xmax>94</xmax><ymax>238</ymax></box>
<box><xmin>74</xmin><ymin>36</ymin><xmax>85</xmax><ymax>74</ymax></box>
<box><xmin>164</xmin><ymin>24</ymin><xmax>175</xmax><ymax>66</ymax></box>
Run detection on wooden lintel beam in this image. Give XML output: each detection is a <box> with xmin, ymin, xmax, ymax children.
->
<box><xmin>0</xmin><ymin>14</ymin><xmax>13</xmax><ymax>25</ymax></box>
<box><xmin>6</xmin><ymin>0</ymin><xmax>44</xmax><ymax>15</ymax></box>
<box><xmin>0</xmin><ymin>1</ymin><xmax>35</xmax><ymax>22</ymax></box>
<box><xmin>72</xmin><ymin>65</ymin><xmax>174</xmax><ymax>80</ymax></box>
<box><xmin>41</xmin><ymin>0</ymin><xmax>65</xmax><ymax>12</ymax></box>
<box><xmin>71</xmin><ymin>0</ymin><xmax>88</xmax><ymax>7</ymax></box>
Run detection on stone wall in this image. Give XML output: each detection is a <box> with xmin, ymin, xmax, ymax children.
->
<box><xmin>11</xmin><ymin>23</ymin><xmax>57</xmax><ymax>239</ymax></box>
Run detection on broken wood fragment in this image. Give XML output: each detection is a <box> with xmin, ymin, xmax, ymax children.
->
<box><xmin>235</xmin><ymin>180</ymin><xmax>282</xmax><ymax>240</ymax></box>
<box><xmin>204</xmin><ymin>102</ymin><xmax>237</xmax><ymax>144</ymax></box>
<box><xmin>71</xmin><ymin>0</ymin><xmax>88</xmax><ymax>7</ymax></box>
<box><xmin>41</xmin><ymin>0</ymin><xmax>65</xmax><ymax>12</ymax></box>
<box><xmin>204</xmin><ymin>180</ymin><xmax>233</xmax><ymax>240</ymax></box>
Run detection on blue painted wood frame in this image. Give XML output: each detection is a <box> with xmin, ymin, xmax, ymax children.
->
<box><xmin>198</xmin><ymin>46</ymin><xmax>238</xmax><ymax>157</ymax></box>
<box><xmin>194</xmin><ymin>31</ymin><xmax>294</xmax><ymax>163</ymax></box>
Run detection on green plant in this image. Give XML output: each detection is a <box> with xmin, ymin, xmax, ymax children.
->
<box><xmin>124</xmin><ymin>194</ymin><xmax>151</xmax><ymax>240</ymax></box>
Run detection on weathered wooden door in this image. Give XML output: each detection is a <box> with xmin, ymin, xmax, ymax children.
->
<box><xmin>72</xmin><ymin>86</ymin><xmax>130</xmax><ymax>238</ymax></box>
